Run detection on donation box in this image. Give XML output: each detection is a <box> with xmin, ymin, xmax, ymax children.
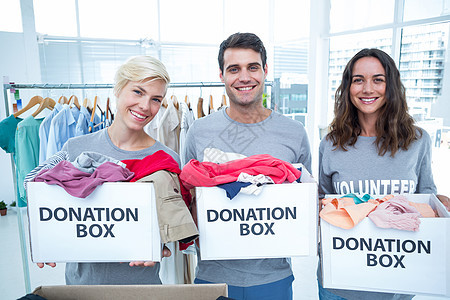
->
<box><xmin>196</xmin><ymin>182</ymin><xmax>318</xmax><ymax>260</ymax></box>
<box><xmin>321</xmin><ymin>194</ymin><xmax>450</xmax><ymax>297</ymax></box>
<box><xmin>27</xmin><ymin>182</ymin><xmax>161</xmax><ymax>262</ymax></box>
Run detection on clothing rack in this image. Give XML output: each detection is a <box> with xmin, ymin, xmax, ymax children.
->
<box><xmin>2</xmin><ymin>80</ymin><xmax>276</xmax><ymax>294</ymax></box>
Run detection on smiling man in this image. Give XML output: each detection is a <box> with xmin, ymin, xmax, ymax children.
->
<box><xmin>183</xmin><ymin>32</ymin><xmax>312</xmax><ymax>300</ymax></box>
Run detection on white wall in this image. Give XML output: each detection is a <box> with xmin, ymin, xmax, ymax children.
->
<box><xmin>0</xmin><ymin>30</ymin><xmax>41</xmax><ymax>205</ymax></box>
<box><xmin>0</xmin><ymin>32</ymin><xmax>28</xmax><ymax>204</ymax></box>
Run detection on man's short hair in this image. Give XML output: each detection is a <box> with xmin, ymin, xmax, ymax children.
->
<box><xmin>218</xmin><ymin>32</ymin><xmax>267</xmax><ymax>73</ymax></box>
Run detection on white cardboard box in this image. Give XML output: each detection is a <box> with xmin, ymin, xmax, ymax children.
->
<box><xmin>27</xmin><ymin>182</ymin><xmax>161</xmax><ymax>262</ymax></box>
<box><xmin>196</xmin><ymin>181</ymin><xmax>318</xmax><ymax>260</ymax></box>
<box><xmin>321</xmin><ymin>194</ymin><xmax>450</xmax><ymax>296</ymax></box>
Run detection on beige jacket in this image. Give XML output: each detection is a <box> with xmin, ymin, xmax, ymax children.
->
<box><xmin>137</xmin><ymin>170</ymin><xmax>198</xmax><ymax>244</ymax></box>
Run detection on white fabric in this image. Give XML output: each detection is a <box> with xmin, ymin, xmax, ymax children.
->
<box><xmin>158</xmin><ymin>99</ymin><xmax>180</xmax><ymax>154</ymax></box>
<box><xmin>144</xmin><ymin>105</ymin><xmax>166</xmax><ymax>140</ymax></box>
<box><xmin>202</xmin><ymin>147</ymin><xmax>246</xmax><ymax>164</ymax></box>
<box><xmin>237</xmin><ymin>172</ymin><xmax>274</xmax><ymax>196</ymax></box>
<box><xmin>179</xmin><ymin>101</ymin><xmax>195</xmax><ymax>166</ymax></box>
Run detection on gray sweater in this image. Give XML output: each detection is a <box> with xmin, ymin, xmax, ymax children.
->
<box><xmin>319</xmin><ymin>130</ymin><xmax>436</xmax><ymax>198</ymax></box>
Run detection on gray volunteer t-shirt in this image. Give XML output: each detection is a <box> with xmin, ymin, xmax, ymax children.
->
<box><xmin>62</xmin><ymin>128</ymin><xmax>180</xmax><ymax>285</ymax></box>
<box><xmin>319</xmin><ymin>129</ymin><xmax>436</xmax><ymax>197</ymax></box>
<box><xmin>184</xmin><ymin>108</ymin><xmax>312</xmax><ymax>287</ymax></box>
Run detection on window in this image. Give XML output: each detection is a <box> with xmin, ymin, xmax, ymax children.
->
<box><xmin>403</xmin><ymin>0</ymin><xmax>450</xmax><ymax>21</ymax></box>
<box><xmin>159</xmin><ymin>0</ymin><xmax>222</xmax><ymax>44</ymax></box>
<box><xmin>34</xmin><ymin>0</ymin><xmax>77</xmax><ymax>36</ymax></box>
<box><xmin>327</xmin><ymin>29</ymin><xmax>392</xmax><ymax>121</ymax></box>
<box><xmin>78</xmin><ymin>0</ymin><xmax>158</xmax><ymax>39</ymax></box>
<box><xmin>330</xmin><ymin>0</ymin><xmax>394</xmax><ymax>33</ymax></box>
<box><xmin>0</xmin><ymin>0</ymin><xmax>22</xmax><ymax>32</ymax></box>
<box><xmin>223</xmin><ymin>0</ymin><xmax>270</xmax><ymax>43</ymax></box>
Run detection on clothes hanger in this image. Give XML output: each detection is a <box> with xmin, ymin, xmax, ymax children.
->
<box><xmin>221</xmin><ymin>94</ymin><xmax>227</xmax><ymax>107</ymax></box>
<box><xmin>83</xmin><ymin>97</ymin><xmax>93</xmax><ymax>109</ymax></box>
<box><xmin>185</xmin><ymin>95</ymin><xmax>191</xmax><ymax>109</ymax></box>
<box><xmin>208</xmin><ymin>95</ymin><xmax>214</xmax><ymax>114</ymax></box>
<box><xmin>197</xmin><ymin>97</ymin><xmax>205</xmax><ymax>119</ymax></box>
<box><xmin>96</xmin><ymin>101</ymin><xmax>104</xmax><ymax>116</ymax></box>
<box><xmin>93</xmin><ymin>96</ymin><xmax>110</xmax><ymax>130</ymax></box>
<box><xmin>162</xmin><ymin>97</ymin><xmax>168</xmax><ymax>108</ymax></box>
<box><xmin>197</xmin><ymin>86</ymin><xmax>205</xmax><ymax>118</ymax></box>
<box><xmin>88</xmin><ymin>96</ymin><xmax>98</xmax><ymax>132</ymax></box>
<box><xmin>107</xmin><ymin>97</ymin><xmax>114</xmax><ymax>121</ymax></box>
<box><xmin>13</xmin><ymin>95</ymin><xmax>43</xmax><ymax>118</ymax></box>
<box><xmin>171</xmin><ymin>95</ymin><xmax>179</xmax><ymax>110</ymax></box>
<box><xmin>32</xmin><ymin>97</ymin><xmax>56</xmax><ymax>117</ymax></box>
<box><xmin>106</xmin><ymin>97</ymin><xmax>110</xmax><ymax>120</ymax></box>
<box><xmin>83</xmin><ymin>97</ymin><xmax>93</xmax><ymax>114</ymax></box>
<box><xmin>69</xmin><ymin>95</ymin><xmax>80</xmax><ymax>109</ymax></box>
<box><xmin>58</xmin><ymin>95</ymin><xmax>68</xmax><ymax>104</ymax></box>
<box><xmin>106</xmin><ymin>97</ymin><xmax>114</xmax><ymax>122</ymax></box>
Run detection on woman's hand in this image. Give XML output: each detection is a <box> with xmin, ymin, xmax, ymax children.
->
<box><xmin>128</xmin><ymin>245</ymin><xmax>172</xmax><ymax>267</ymax></box>
<box><xmin>437</xmin><ymin>194</ymin><xmax>450</xmax><ymax>211</ymax></box>
<box><xmin>37</xmin><ymin>263</ymin><xmax>56</xmax><ymax>268</ymax></box>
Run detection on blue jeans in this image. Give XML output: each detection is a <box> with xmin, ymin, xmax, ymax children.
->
<box><xmin>194</xmin><ymin>275</ymin><xmax>294</xmax><ymax>300</ymax></box>
<box><xmin>318</xmin><ymin>280</ymin><xmax>346</xmax><ymax>300</ymax></box>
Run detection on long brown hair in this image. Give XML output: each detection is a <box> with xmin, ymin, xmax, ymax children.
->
<box><xmin>327</xmin><ymin>48</ymin><xmax>421</xmax><ymax>157</ymax></box>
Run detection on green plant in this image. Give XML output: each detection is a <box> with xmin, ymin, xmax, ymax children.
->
<box><xmin>0</xmin><ymin>201</ymin><xmax>7</xmax><ymax>210</ymax></box>
<box><xmin>10</xmin><ymin>201</ymin><xmax>16</xmax><ymax>207</ymax></box>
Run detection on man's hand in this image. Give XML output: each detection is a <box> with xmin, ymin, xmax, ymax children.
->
<box><xmin>128</xmin><ymin>245</ymin><xmax>172</xmax><ymax>267</ymax></box>
<box><xmin>437</xmin><ymin>194</ymin><xmax>450</xmax><ymax>211</ymax></box>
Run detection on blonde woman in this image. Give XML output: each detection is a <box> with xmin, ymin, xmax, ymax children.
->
<box><xmin>38</xmin><ymin>55</ymin><xmax>177</xmax><ymax>285</ymax></box>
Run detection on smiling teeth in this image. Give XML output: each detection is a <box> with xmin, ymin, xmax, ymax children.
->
<box><xmin>130</xmin><ymin>110</ymin><xmax>146</xmax><ymax>119</ymax></box>
<box><xmin>361</xmin><ymin>98</ymin><xmax>376</xmax><ymax>102</ymax></box>
<box><xmin>238</xmin><ymin>87</ymin><xmax>253</xmax><ymax>91</ymax></box>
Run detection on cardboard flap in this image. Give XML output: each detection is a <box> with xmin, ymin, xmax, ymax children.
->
<box><xmin>33</xmin><ymin>284</ymin><xmax>228</xmax><ymax>300</ymax></box>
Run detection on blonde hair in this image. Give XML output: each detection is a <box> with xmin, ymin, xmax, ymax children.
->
<box><xmin>114</xmin><ymin>55</ymin><xmax>170</xmax><ymax>97</ymax></box>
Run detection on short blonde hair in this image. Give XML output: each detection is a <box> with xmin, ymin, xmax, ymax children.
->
<box><xmin>114</xmin><ymin>55</ymin><xmax>170</xmax><ymax>97</ymax></box>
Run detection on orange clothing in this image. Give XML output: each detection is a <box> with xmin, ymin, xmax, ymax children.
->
<box><xmin>319</xmin><ymin>197</ymin><xmax>378</xmax><ymax>229</ymax></box>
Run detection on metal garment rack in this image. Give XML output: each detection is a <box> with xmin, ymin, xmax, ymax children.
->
<box><xmin>2</xmin><ymin>80</ymin><xmax>275</xmax><ymax>294</ymax></box>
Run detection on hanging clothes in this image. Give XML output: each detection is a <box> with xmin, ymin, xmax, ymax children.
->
<box><xmin>46</xmin><ymin>104</ymin><xmax>80</xmax><ymax>159</ymax></box>
<box><xmin>15</xmin><ymin>116</ymin><xmax>44</xmax><ymax>207</ymax></box>
<box><xmin>144</xmin><ymin>105</ymin><xmax>166</xmax><ymax>140</ymax></box>
<box><xmin>158</xmin><ymin>98</ymin><xmax>181</xmax><ymax>154</ymax></box>
<box><xmin>197</xmin><ymin>97</ymin><xmax>205</xmax><ymax>119</ymax></box>
<box><xmin>179</xmin><ymin>101</ymin><xmax>195</xmax><ymax>166</ymax></box>
<box><xmin>76</xmin><ymin>105</ymin><xmax>101</xmax><ymax>136</ymax></box>
<box><xmin>0</xmin><ymin>115</ymin><xmax>22</xmax><ymax>155</ymax></box>
<box><xmin>0</xmin><ymin>115</ymin><xmax>23</xmax><ymax>205</ymax></box>
<box><xmin>39</xmin><ymin>102</ymin><xmax>63</xmax><ymax>163</ymax></box>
